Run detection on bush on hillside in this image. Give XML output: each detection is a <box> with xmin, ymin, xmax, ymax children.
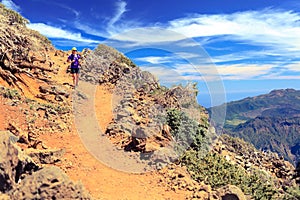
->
<box><xmin>181</xmin><ymin>151</ymin><xmax>281</xmax><ymax>200</ymax></box>
<box><xmin>166</xmin><ymin>108</ymin><xmax>211</xmax><ymax>155</ymax></box>
<box><xmin>0</xmin><ymin>4</ymin><xmax>28</xmax><ymax>25</ymax></box>
<box><xmin>0</xmin><ymin>87</ymin><xmax>21</xmax><ymax>100</ymax></box>
<box><xmin>283</xmin><ymin>186</ymin><xmax>300</xmax><ymax>200</ymax></box>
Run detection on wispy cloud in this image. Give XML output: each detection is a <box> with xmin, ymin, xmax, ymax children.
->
<box><xmin>139</xmin><ymin>61</ymin><xmax>275</xmax><ymax>82</ymax></box>
<box><xmin>107</xmin><ymin>8</ymin><xmax>300</xmax><ymax>82</ymax></box>
<box><xmin>109</xmin><ymin>27</ymin><xmax>189</xmax><ymax>45</ymax></box>
<box><xmin>27</xmin><ymin>23</ymin><xmax>100</xmax><ymax>44</ymax></box>
<box><xmin>135</xmin><ymin>56</ymin><xmax>174</xmax><ymax>64</ymax></box>
<box><xmin>74</xmin><ymin>1</ymin><xmax>137</xmax><ymax>38</ymax></box>
<box><xmin>108</xmin><ymin>1</ymin><xmax>127</xmax><ymax>28</ymax></box>
<box><xmin>43</xmin><ymin>1</ymin><xmax>81</xmax><ymax>19</ymax></box>
<box><xmin>107</xmin><ymin>0</ymin><xmax>132</xmax><ymax>35</ymax></box>
<box><xmin>135</xmin><ymin>53</ymin><xmax>200</xmax><ymax>64</ymax></box>
<box><xmin>16</xmin><ymin>2</ymin><xmax>300</xmax><ymax>82</ymax></box>
<box><xmin>110</xmin><ymin>9</ymin><xmax>300</xmax><ymax>52</ymax></box>
<box><xmin>212</xmin><ymin>53</ymin><xmax>254</xmax><ymax>63</ymax></box>
<box><xmin>260</xmin><ymin>74</ymin><xmax>300</xmax><ymax>80</ymax></box>
<box><xmin>168</xmin><ymin>9</ymin><xmax>300</xmax><ymax>50</ymax></box>
<box><xmin>139</xmin><ymin>62</ymin><xmax>213</xmax><ymax>83</ymax></box>
<box><xmin>1</xmin><ymin>0</ymin><xmax>20</xmax><ymax>12</ymax></box>
<box><xmin>216</xmin><ymin>64</ymin><xmax>273</xmax><ymax>80</ymax></box>
<box><xmin>73</xmin><ymin>22</ymin><xmax>106</xmax><ymax>38</ymax></box>
<box><xmin>284</xmin><ymin>63</ymin><xmax>300</xmax><ymax>72</ymax></box>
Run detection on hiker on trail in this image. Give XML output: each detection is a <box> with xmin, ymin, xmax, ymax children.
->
<box><xmin>67</xmin><ymin>47</ymin><xmax>81</xmax><ymax>87</ymax></box>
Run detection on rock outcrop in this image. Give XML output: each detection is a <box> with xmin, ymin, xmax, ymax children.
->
<box><xmin>211</xmin><ymin>134</ymin><xmax>297</xmax><ymax>198</ymax></box>
<box><xmin>9</xmin><ymin>166</ymin><xmax>91</xmax><ymax>200</ymax></box>
<box><xmin>25</xmin><ymin>148</ymin><xmax>65</xmax><ymax>165</ymax></box>
<box><xmin>0</xmin><ymin>4</ymin><xmax>55</xmax><ymax>91</ymax></box>
<box><xmin>214</xmin><ymin>134</ymin><xmax>295</xmax><ymax>184</ymax></box>
<box><xmin>0</xmin><ymin>131</ymin><xmax>91</xmax><ymax>199</ymax></box>
<box><xmin>217</xmin><ymin>185</ymin><xmax>246</xmax><ymax>200</ymax></box>
<box><xmin>0</xmin><ymin>131</ymin><xmax>37</xmax><ymax>193</ymax></box>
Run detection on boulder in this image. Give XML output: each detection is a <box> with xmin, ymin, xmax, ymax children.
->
<box><xmin>217</xmin><ymin>185</ymin><xmax>246</xmax><ymax>200</ymax></box>
<box><xmin>25</xmin><ymin>148</ymin><xmax>65</xmax><ymax>164</ymax></box>
<box><xmin>9</xmin><ymin>166</ymin><xmax>91</xmax><ymax>200</ymax></box>
<box><xmin>0</xmin><ymin>131</ymin><xmax>37</xmax><ymax>193</ymax></box>
<box><xmin>0</xmin><ymin>131</ymin><xmax>92</xmax><ymax>199</ymax></box>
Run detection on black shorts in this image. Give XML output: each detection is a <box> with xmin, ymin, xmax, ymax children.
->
<box><xmin>71</xmin><ymin>68</ymin><xmax>80</xmax><ymax>74</ymax></box>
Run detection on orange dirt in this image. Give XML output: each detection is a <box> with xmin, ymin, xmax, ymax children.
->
<box><xmin>0</xmin><ymin>98</ymin><xmax>26</xmax><ymax>130</ymax></box>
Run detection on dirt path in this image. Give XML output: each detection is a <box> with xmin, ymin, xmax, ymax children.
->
<box><xmin>40</xmin><ymin>83</ymin><xmax>188</xmax><ymax>200</ymax></box>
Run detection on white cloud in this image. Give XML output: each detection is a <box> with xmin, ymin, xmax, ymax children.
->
<box><xmin>109</xmin><ymin>1</ymin><xmax>127</xmax><ymax>28</ymax></box>
<box><xmin>21</xmin><ymin>5</ymin><xmax>300</xmax><ymax>82</ymax></box>
<box><xmin>139</xmin><ymin>65</ymin><xmax>190</xmax><ymax>85</ymax></box>
<box><xmin>138</xmin><ymin>62</ymin><xmax>218</xmax><ymax>83</ymax></box>
<box><xmin>106</xmin><ymin>0</ymin><xmax>134</xmax><ymax>36</ymax></box>
<box><xmin>74</xmin><ymin>22</ymin><xmax>104</xmax><ymax>38</ymax></box>
<box><xmin>27</xmin><ymin>23</ymin><xmax>100</xmax><ymax>44</ymax></box>
<box><xmin>46</xmin><ymin>2</ymin><xmax>80</xmax><ymax>19</ymax></box>
<box><xmin>75</xmin><ymin>1</ymin><xmax>140</xmax><ymax>38</ymax></box>
<box><xmin>135</xmin><ymin>56</ymin><xmax>174</xmax><ymax>64</ymax></box>
<box><xmin>260</xmin><ymin>74</ymin><xmax>300</xmax><ymax>80</ymax></box>
<box><xmin>167</xmin><ymin>10</ymin><xmax>300</xmax><ymax>51</ymax></box>
<box><xmin>140</xmin><ymin>62</ymin><xmax>274</xmax><ymax>82</ymax></box>
<box><xmin>1</xmin><ymin>0</ymin><xmax>20</xmax><ymax>12</ymax></box>
<box><xmin>135</xmin><ymin>53</ymin><xmax>201</xmax><ymax>64</ymax></box>
<box><xmin>284</xmin><ymin>63</ymin><xmax>300</xmax><ymax>72</ymax></box>
<box><xmin>111</xmin><ymin>27</ymin><xmax>188</xmax><ymax>44</ymax></box>
<box><xmin>106</xmin><ymin>9</ymin><xmax>300</xmax><ymax>82</ymax></box>
<box><xmin>174</xmin><ymin>63</ymin><xmax>218</xmax><ymax>75</ymax></box>
<box><xmin>108</xmin><ymin>9</ymin><xmax>300</xmax><ymax>53</ymax></box>
<box><xmin>216</xmin><ymin>64</ymin><xmax>273</xmax><ymax>80</ymax></box>
<box><xmin>212</xmin><ymin>54</ymin><xmax>249</xmax><ymax>63</ymax></box>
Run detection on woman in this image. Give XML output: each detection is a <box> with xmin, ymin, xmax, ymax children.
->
<box><xmin>67</xmin><ymin>47</ymin><xmax>81</xmax><ymax>88</ymax></box>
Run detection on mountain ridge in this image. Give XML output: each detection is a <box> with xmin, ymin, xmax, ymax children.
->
<box><xmin>209</xmin><ymin>88</ymin><xmax>300</xmax><ymax>166</ymax></box>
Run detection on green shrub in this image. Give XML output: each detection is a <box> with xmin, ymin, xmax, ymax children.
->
<box><xmin>283</xmin><ymin>186</ymin><xmax>300</xmax><ymax>200</ymax></box>
<box><xmin>2</xmin><ymin>88</ymin><xmax>21</xmax><ymax>100</ymax></box>
<box><xmin>119</xmin><ymin>54</ymin><xmax>136</xmax><ymax>68</ymax></box>
<box><xmin>40</xmin><ymin>102</ymin><xmax>70</xmax><ymax>114</ymax></box>
<box><xmin>166</xmin><ymin>108</ymin><xmax>210</xmax><ymax>154</ymax></box>
<box><xmin>180</xmin><ymin>151</ymin><xmax>280</xmax><ymax>200</ymax></box>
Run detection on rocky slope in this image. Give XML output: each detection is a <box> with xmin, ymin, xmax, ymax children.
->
<box><xmin>81</xmin><ymin>44</ymin><xmax>210</xmax><ymax>170</ymax></box>
<box><xmin>231</xmin><ymin>116</ymin><xmax>300</xmax><ymax>164</ymax></box>
<box><xmin>1</xmin><ymin>3</ymin><xmax>300</xmax><ymax>200</ymax></box>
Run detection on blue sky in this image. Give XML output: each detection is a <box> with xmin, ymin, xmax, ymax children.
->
<box><xmin>2</xmin><ymin>0</ymin><xmax>300</xmax><ymax>107</ymax></box>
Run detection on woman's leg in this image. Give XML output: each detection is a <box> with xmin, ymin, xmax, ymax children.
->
<box><xmin>71</xmin><ymin>68</ymin><xmax>79</xmax><ymax>87</ymax></box>
<box><xmin>75</xmin><ymin>73</ymin><xmax>79</xmax><ymax>86</ymax></box>
<box><xmin>72</xmin><ymin>73</ymin><xmax>76</xmax><ymax>86</ymax></box>
<box><xmin>76</xmin><ymin>68</ymin><xmax>80</xmax><ymax>86</ymax></box>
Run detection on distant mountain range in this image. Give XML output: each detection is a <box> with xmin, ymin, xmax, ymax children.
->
<box><xmin>208</xmin><ymin>89</ymin><xmax>300</xmax><ymax>165</ymax></box>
